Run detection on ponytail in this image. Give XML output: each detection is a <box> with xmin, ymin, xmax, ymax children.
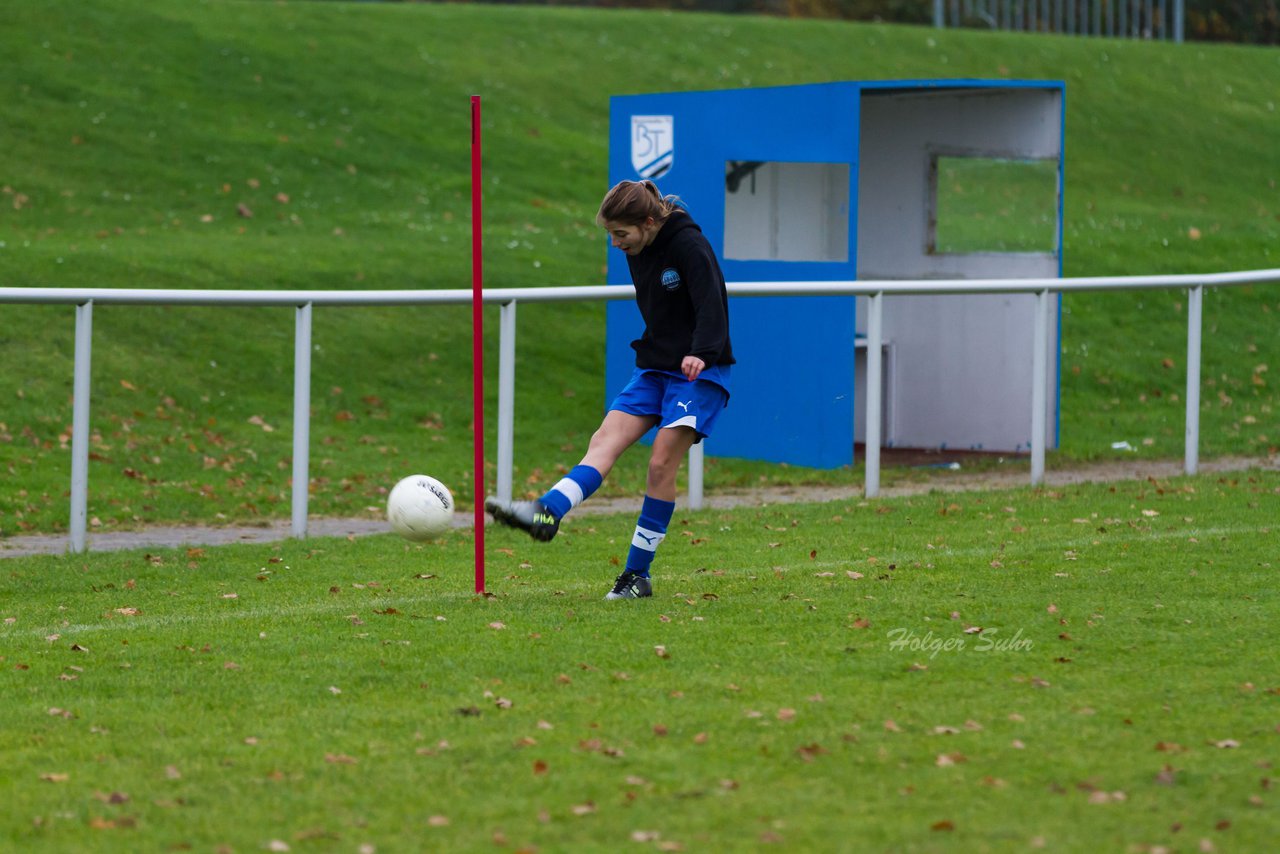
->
<box><xmin>596</xmin><ymin>180</ymin><xmax>682</xmax><ymax>227</ymax></box>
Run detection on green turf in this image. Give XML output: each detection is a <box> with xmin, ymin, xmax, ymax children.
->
<box><xmin>2</xmin><ymin>470</ymin><xmax>1277</xmax><ymax>851</ymax></box>
<box><xmin>1</xmin><ymin>0</ymin><xmax>1278</xmax><ymax>538</ymax></box>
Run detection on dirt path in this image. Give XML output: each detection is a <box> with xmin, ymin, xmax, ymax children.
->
<box><xmin>3</xmin><ymin>455</ymin><xmax>1274</xmax><ymax>559</ymax></box>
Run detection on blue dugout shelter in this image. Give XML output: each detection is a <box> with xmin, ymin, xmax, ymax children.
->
<box><xmin>606</xmin><ymin>80</ymin><xmax>1065</xmax><ymax>469</ymax></box>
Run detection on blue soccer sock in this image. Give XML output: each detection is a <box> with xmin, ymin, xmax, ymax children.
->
<box><xmin>625</xmin><ymin>495</ymin><xmax>675</xmax><ymax>578</ymax></box>
<box><xmin>539</xmin><ymin>464</ymin><xmax>603</xmax><ymax>520</ymax></box>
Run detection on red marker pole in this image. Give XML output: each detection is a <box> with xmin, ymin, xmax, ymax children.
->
<box><xmin>470</xmin><ymin>95</ymin><xmax>485</xmax><ymax>595</ymax></box>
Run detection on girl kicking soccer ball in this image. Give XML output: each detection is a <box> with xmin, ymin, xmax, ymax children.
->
<box><xmin>485</xmin><ymin>179</ymin><xmax>734</xmax><ymax>600</ymax></box>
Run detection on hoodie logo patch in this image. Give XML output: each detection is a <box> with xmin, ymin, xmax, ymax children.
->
<box><xmin>660</xmin><ymin>268</ymin><xmax>682</xmax><ymax>291</ymax></box>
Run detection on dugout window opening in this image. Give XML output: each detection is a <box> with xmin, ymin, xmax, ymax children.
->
<box><xmin>722</xmin><ymin>161</ymin><xmax>850</xmax><ymax>262</ymax></box>
<box><xmin>927</xmin><ymin>154</ymin><xmax>1059</xmax><ymax>255</ymax></box>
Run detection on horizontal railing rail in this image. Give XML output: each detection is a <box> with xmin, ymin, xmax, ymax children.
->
<box><xmin>2</xmin><ymin>265</ymin><xmax>1278</xmax><ymax>553</ymax></box>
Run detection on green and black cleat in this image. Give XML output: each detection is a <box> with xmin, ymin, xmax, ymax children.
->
<box><xmin>484</xmin><ymin>497</ymin><xmax>560</xmax><ymax>542</ymax></box>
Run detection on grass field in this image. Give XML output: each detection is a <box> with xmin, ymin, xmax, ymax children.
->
<box><xmin>3</xmin><ymin>469</ymin><xmax>1278</xmax><ymax>851</ymax></box>
<box><xmin>1</xmin><ymin>0</ymin><xmax>1278</xmax><ymax>538</ymax></box>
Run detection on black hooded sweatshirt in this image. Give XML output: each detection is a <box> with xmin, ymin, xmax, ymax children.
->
<box><xmin>625</xmin><ymin>209</ymin><xmax>735</xmax><ymax>373</ymax></box>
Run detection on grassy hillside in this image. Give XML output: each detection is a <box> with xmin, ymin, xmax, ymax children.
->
<box><xmin>1</xmin><ymin>0</ymin><xmax>1277</xmax><ymax>535</ymax></box>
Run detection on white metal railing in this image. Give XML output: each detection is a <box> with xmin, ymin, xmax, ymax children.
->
<box><xmin>3</xmin><ymin>266</ymin><xmax>1278</xmax><ymax>553</ymax></box>
<box><xmin>933</xmin><ymin>0</ymin><xmax>1186</xmax><ymax>43</ymax></box>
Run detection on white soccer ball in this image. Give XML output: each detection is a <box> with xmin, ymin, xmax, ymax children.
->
<box><xmin>387</xmin><ymin>474</ymin><xmax>454</xmax><ymax>541</ymax></box>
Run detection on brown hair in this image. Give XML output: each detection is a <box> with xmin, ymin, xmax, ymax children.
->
<box><xmin>595</xmin><ymin>180</ymin><xmax>681</xmax><ymax>227</ymax></box>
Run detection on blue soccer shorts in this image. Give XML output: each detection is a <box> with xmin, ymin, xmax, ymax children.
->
<box><xmin>609</xmin><ymin>369</ymin><xmax>729</xmax><ymax>444</ymax></box>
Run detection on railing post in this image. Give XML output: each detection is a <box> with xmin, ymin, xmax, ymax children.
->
<box><xmin>864</xmin><ymin>292</ymin><xmax>884</xmax><ymax>499</ymax></box>
<box><xmin>496</xmin><ymin>300</ymin><xmax>517</xmax><ymax>505</ymax></box>
<box><xmin>1030</xmin><ymin>289</ymin><xmax>1050</xmax><ymax>486</ymax></box>
<box><xmin>1184</xmin><ymin>284</ymin><xmax>1203</xmax><ymax>475</ymax></box>
<box><xmin>688</xmin><ymin>441</ymin><xmax>704</xmax><ymax>510</ymax></box>
<box><xmin>69</xmin><ymin>300</ymin><xmax>94</xmax><ymax>554</ymax></box>
<box><xmin>291</xmin><ymin>302</ymin><xmax>313</xmax><ymax>539</ymax></box>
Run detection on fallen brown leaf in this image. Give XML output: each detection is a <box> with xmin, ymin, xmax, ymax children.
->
<box><xmin>796</xmin><ymin>743</ymin><xmax>827</xmax><ymax>762</ymax></box>
<box><xmin>324</xmin><ymin>753</ymin><xmax>358</xmax><ymax>765</ymax></box>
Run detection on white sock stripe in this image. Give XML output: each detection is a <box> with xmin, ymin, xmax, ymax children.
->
<box><xmin>551</xmin><ymin>477</ymin><xmax>585</xmax><ymax>509</ymax></box>
<box><xmin>631</xmin><ymin>526</ymin><xmax>666</xmax><ymax>552</ymax></box>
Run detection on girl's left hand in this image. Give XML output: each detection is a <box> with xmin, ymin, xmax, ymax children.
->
<box><xmin>681</xmin><ymin>355</ymin><xmax>705</xmax><ymax>382</ymax></box>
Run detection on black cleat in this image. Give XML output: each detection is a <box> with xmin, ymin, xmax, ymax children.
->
<box><xmin>605</xmin><ymin>570</ymin><xmax>653</xmax><ymax>600</ymax></box>
<box><xmin>484</xmin><ymin>497</ymin><xmax>560</xmax><ymax>542</ymax></box>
